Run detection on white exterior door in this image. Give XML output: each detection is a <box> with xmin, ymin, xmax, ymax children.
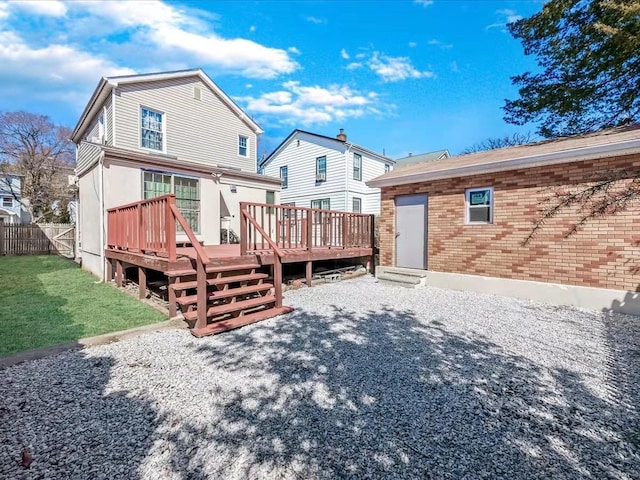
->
<box><xmin>395</xmin><ymin>194</ymin><xmax>427</xmax><ymax>269</ymax></box>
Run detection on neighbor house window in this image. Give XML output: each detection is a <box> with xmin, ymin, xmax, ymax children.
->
<box><xmin>238</xmin><ymin>135</ymin><xmax>248</xmax><ymax>157</ymax></box>
<box><xmin>353</xmin><ymin>153</ymin><xmax>362</xmax><ymax>181</ymax></box>
<box><xmin>280</xmin><ymin>166</ymin><xmax>288</xmax><ymax>189</ymax></box>
<box><xmin>266</xmin><ymin>190</ymin><xmax>275</xmax><ymax>213</ymax></box>
<box><xmin>466</xmin><ymin>187</ymin><xmax>493</xmax><ymax>224</ymax></box>
<box><xmin>352</xmin><ymin>197</ymin><xmax>361</xmax><ymax>213</ymax></box>
<box><xmin>316</xmin><ymin>156</ymin><xmax>326</xmax><ymax>181</ymax></box>
<box><xmin>143</xmin><ymin>171</ymin><xmax>200</xmax><ymax>233</ymax></box>
<box><xmin>2</xmin><ymin>196</ymin><xmax>12</xmax><ymax>208</ymax></box>
<box><xmin>384</xmin><ymin>164</ymin><xmax>391</xmax><ymax>173</ymax></box>
<box><xmin>141</xmin><ymin>107</ymin><xmax>164</xmax><ymax>151</ymax></box>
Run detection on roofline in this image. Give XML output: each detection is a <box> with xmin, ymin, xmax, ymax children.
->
<box><xmin>260</xmin><ymin>129</ymin><xmax>395</xmax><ymax>169</ymax></box>
<box><xmin>76</xmin><ymin>143</ymin><xmax>281</xmax><ymax>185</ymax></box>
<box><xmin>71</xmin><ymin>69</ymin><xmax>263</xmax><ymax>143</ymax></box>
<box><xmin>367</xmin><ymin>139</ymin><xmax>640</xmax><ymax>188</ymax></box>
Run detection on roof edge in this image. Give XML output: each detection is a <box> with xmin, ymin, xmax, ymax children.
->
<box><xmin>367</xmin><ymin>139</ymin><xmax>640</xmax><ymax>188</ymax></box>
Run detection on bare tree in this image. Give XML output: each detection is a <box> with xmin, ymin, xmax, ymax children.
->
<box><xmin>0</xmin><ymin>111</ymin><xmax>75</xmax><ymax>223</ymax></box>
<box><xmin>462</xmin><ymin>132</ymin><xmax>534</xmax><ymax>154</ymax></box>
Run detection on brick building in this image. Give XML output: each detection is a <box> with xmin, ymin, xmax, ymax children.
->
<box><xmin>367</xmin><ymin>125</ymin><xmax>640</xmax><ymax>314</ymax></box>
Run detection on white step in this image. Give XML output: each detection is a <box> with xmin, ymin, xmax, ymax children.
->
<box><xmin>376</xmin><ymin>266</ymin><xmax>428</xmax><ymax>287</ymax></box>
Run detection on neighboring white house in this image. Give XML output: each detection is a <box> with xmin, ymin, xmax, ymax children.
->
<box><xmin>71</xmin><ymin>68</ymin><xmax>282</xmax><ymax>278</ymax></box>
<box><xmin>260</xmin><ymin>129</ymin><xmax>394</xmax><ymax>214</ymax></box>
<box><xmin>0</xmin><ymin>173</ymin><xmax>29</xmax><ymax>224</ymax></box>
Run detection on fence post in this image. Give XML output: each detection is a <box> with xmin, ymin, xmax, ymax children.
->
<box><xmin>0</xmin><ymin>218</ymin><xmax>4</xmax><ymax>255</ymax></box>
<box><xmin>342</xmin><ymin>213</ymin><xmax>348</xmax><ymax>248</ymax></box>
<box><xmin>166</xmin><ymin>196</ymin><xmax>176</xmax><ymax>262</ymax></box>
<box><xmin>306</xmin><ymin>210</ymin><xmax>313</xmax><ymax>251</ymax></box>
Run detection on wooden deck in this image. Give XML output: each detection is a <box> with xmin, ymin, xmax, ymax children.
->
<box><xmin>105</xmin><ymin>195</ymin><xmax>375</xmax><ymax>336</ymax></box>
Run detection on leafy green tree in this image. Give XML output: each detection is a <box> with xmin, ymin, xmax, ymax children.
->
<box><xmin>504</xmin><ymin>0</ymin><xmax>640</xmax><ymax>138</ymax></box>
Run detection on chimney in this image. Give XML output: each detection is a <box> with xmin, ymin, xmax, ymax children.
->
<box><xmin>336</xmin><ymin>128</ymin><xmax>347</xmax><ymax>142</ymax></box>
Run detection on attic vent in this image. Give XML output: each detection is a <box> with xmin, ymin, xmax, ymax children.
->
<box><xmin>194</xmin><ymin>86</ymin><xmax>201</xmax><ymax>100</ymax></box>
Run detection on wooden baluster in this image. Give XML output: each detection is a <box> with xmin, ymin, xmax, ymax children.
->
<box><xmin>166</xmin><ymin>196</ymin><xmax>176</xmax><ymax>262</ymax></box>
<box><xmin>274</xmin><ymin>253</ymin><xmax>282</xmax><ymax>308</ymax></box>
<box><xmin>195</xmin><ymin>258</ymin><xmax>207</xmax><ymax>330</ymax></box>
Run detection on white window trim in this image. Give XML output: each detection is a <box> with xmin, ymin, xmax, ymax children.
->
<box><xmin>238</xmin><ymin>135</ymin><xmax>249</xmax><ymax>158</ymax></box>
<box><xmin>280</xmin><ymin>165</ymin><xmax>288</xmax><ymax>189</ymax></box>
<box><xmin>352</xmin><ymin>197</ymin><xmax>361</xmax><ymax>213</ymax></box>
<box><xmin>353</xmin><ymin>153</ymin><xmax>362</xmax><ymax>181</ymax></box>
<box><xmin>465</xmin><ymin>187</ymin><xmax>494</xmax><ymax>225</ymax></box>
<box><xmin>139</xmin><ymin>106</ymin><xmax>166</xmax><ymax>154</ymax></box>
<box><xmin>2</xmin><ymin>196</ymin><xmax>13</xmax><ymax>208</ymax></box>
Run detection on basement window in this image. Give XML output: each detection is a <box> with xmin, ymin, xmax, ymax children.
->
<box><xmin>465</xmin><ymin>187</ymin><xmax>493</xmax><ymax>224</ymax></box>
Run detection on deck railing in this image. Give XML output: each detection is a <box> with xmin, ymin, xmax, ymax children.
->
<box><xmin>107</xmin><ymin>194</ymin><xmax>211</xmax><ymax>328</ymax></box>
<box><xmin>239</xmin><ymin>202</ymin><xmax>375</xmax><ymax>255</ymax></box>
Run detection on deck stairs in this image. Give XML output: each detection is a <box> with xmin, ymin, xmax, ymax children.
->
<box><xmin>167</xmin><ymin>259</ymin><xmax>292</xmax><ymax>337</ymax></box>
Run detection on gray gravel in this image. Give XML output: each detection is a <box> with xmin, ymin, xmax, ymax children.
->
<box><xmin>1</xmin><ymin>276</ymin><xmax>638</xmax><ymax>479</ymax></box>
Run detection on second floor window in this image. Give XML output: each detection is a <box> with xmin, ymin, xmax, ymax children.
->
<box><xmin>2</xmin><ymin>196</ymin><xmax>12</xmax><ymax>208</ymax></box>
<box><xmin>316</xmin><ymin>156</ymin><xmax>326</xmax><ymax>182</ymax></box>
<box><xmin>141</xmin><ymin>108</ymin><xmax>163</xmax><ymax>151</ymax></box>
<box><xmin>385</xmin><ymin>164</ymin><xmax>391</xmax><ymax>173</ymax></box>
<box><xmin>353</xmin><ymin>153</ymin><xmax>362</xmax><ymax>181</ymax></box>
<box><xmin>280</xmin><ymin>166</ymin><xmax>288</xmax><ymax>189</ymax></box>
<box><xmin>238</xmin><ymin>136</ymin><xmax>248</xmax><ymax>157</ymax></box>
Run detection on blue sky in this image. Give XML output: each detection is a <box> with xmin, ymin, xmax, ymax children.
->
<box><xmin>0</xmin><ymin>0</ymin><xmax>544</xmax><ymax>159</ymax></box>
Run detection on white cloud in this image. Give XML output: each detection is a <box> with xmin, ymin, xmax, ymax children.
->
<box><xmin>249</xmin><ymin>25</ymin><xmax>256</xmax><ymax>32</ymax></box>
<box><xmin>346</xmin><ymin>62</ymin><xmax>363</xmax><ymax>70</ymax></box>
<box><xmin>414</xmin><ymin>0</ymin><xmax>433</xmax><ymax>7</ymax></box>
<box><xmin>340</xmin><ymin>48</ymin><xmax>350</xmax><ymax>59</ymax></box>
<box><xmin>368</xmin><ymin>52</ymin><xmax>435</xmax><ymax>82</ymax></box>
<box><xmin>77</xmin><ymin>0</ymin><xmax>298</xmax><ymax>78</ymax></box>
<box><xmin>487</xmin><ymin>9</ymin><xmax>523</xmax><ymax>31</ymax></box>
<box><xmin>427</xmin><ymin>39</ymin><xmax>453</xmax><ymax>49</ymax></box>
<box><xmin>8</xmin><ymin>0</ymin><xmax>67</xmax><ymax>17</ymax></box>
<box><xmin>450</xmin><ymin>61</ymin><xmax>459</xmax><ymax>72</ymax></box>
<box><xmin>408</xmin><ymin>42</ymin><xmax>417</xmax><ymax>48</ymax></box>
<box><xmin>306</xmin><ymin>16</ymin><xmax>326</xmax><ymax>24</ymax></box>
<box><xmin>288</xmin><ymin>46</ymin><xmax>301</xmax><ymax>54</ymax></box>
<box><xmin>355</xmin><ymin>52</ymin><xmax>366</xmax><ymax>59</ymax></box>
<box><xmin>0</xmin><ymin>30</ymin><xmax>134</xmax><ymax>105</ymax></box>
<box><xmin>240</xmin><ymin>81</ymin><xmax>387</xmax><ymax>126</ymax></box>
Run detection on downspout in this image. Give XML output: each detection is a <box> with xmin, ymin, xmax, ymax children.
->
<box><xmin>74</xmin><ymin>143</ymin><xmax>80</xmax><ymax>262</ymax></box>
<box><xmin>344</xmin><ymin>143</ymin><xmax>352</xmax><ymax>211</ymax></box>
<box><xmin>98</xmin><ymin>150</ymin><xmax>106</xmax><ymax>281</ymax></box>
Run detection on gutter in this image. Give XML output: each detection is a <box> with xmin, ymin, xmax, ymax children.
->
<box><xmin>367</xmin><ymin>138</ymin><xmax>640</xmax><ymax>188</ymax></box>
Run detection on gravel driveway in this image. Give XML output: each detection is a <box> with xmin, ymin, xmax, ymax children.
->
<box><xmin>1</xmin><ymin>276</ymin><xmax>638</xmax><ymax>479</ymax></box>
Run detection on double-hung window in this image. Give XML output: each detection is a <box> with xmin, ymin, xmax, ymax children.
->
<box><xmin>311</xmin><ymin>198</ymin><xmax>330</xmax><ymax>222</ymax></box>
<box><xmin>2</xmin><ymin>196</ymin><xmax>12</xmax><ymax>208</ymax></box>
<box><xmin>465</xmin><ymin>187</ymin><xmax>493</xmax><ymax>224</ymax></box>
<box><xmin>280</xmin><ymin>166</ymin><xmax>288</xmax><ymax>189</ymax></box>
<box><xmin>352</xmin><ymin>197</ymin><xmax>361</xmax><ymax>213</ymax></box>
<box><xmin>238</xmin><ymin>135</ymin><xmax>248</xmax><ymax>157</ymax></box>
<box><xmin>353</xmin><ymin>153</ymin><xmax>362</xmax><ymax>181</ymax></box>
<box><xmin>384</xmin><ymin>164</ymin><xmax>391</xmax><ymax>173</ymax></box>
<box><xmin>316</xmin><ymin>156</ymin><xmax>327</xmax><ymax>182</ymax></box>
<box><xmin>143</xmin><ymin>171</ymin><xmax>200</xmax><ymax>233</ymax></box>
<box><xmin>141</xmin><ymin>107</ymin><xmax>164</xmax><ymax>151</ymax></box>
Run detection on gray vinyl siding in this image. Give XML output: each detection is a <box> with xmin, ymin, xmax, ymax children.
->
<box><xmin>263</xmin><ymin>132</ymin><xmax>348</xmax><ymax>211</ymax></box>
<box><xmin>114</xmin><ymin>76</ymin><xmax>257</xmax><ymax>172</ymax></box>
<box><xmin>76</xmin><ymin>141</ymin><xmax>103</xmax><ymax>175</ymax></box>
<box><xmin>104</xmin><ymin>95</ymin><xmax>113</xmax><ymax>145</ymax></box>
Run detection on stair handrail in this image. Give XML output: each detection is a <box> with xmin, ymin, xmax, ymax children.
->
<box><xmin>168</xmin><ymin>203</ymin><xmax>210</xmax><ymax>265</ymax></box>
<box><xmin>241</xmin><ymin>208</ymin><xmax>283</xmax><ymax>307</ymax></box>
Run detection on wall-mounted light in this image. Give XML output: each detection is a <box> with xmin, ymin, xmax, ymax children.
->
<box><xmin>230</xmin><ymin>184</ymin><xmax>237</xmax><ymax>193</ymax></box>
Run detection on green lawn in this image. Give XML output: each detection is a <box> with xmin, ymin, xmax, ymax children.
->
<box><xmin>0</xmin><ymin>255</ymin><xmax>166</xmax><ymax>356</ymax></box>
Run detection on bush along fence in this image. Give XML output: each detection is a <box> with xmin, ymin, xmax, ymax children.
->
<box><xmin>0</xmin><ymin>221</ymin><xmax>75</xmax><ymax>257</ymax></box>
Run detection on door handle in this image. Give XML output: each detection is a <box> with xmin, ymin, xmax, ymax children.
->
<box><xmin>395</xmin><ymin>232</ymin><xmax>400</xmax><ymax>238</ymax></box>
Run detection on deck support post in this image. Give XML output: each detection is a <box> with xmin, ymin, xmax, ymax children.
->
<box><xmin>274</xmin><ymin>255</ymin><xmax>283</xmax><ymax>308</ymax></box>
<box><xmin>168</xmin><ymin>276</ymin><xmax>177</xmax><ymax>318</ymax></box>
<box><xmin>195</xmin><ymin>261</ymin><xmax>207</xmax><ymax>330</ymax></box>
<box><xmin>116</xmin><ymin>260</ymin><xmax>123</xmax><ymax>287</ymax></box>
<box><xmin>138</xmin><ymin>267</ymin><xmax>147</xmax><ymax>299</ymax></box>
<box><xmin>306</xmin><ymin>260</ymin><xmax>312</xmax><ymax>287</ymax></box>
<box><xmin>106</xmin><ymin>258</ymin><xmax>114</xmax><ymax>282</ymax></box>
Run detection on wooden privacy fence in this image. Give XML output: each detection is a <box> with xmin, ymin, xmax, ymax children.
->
<box><xmin>0</xmin><ymin>222</ymin><xmax>75</xmax><ymax>257</ymax></box>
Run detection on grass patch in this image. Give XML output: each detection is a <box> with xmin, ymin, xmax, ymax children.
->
<box><xmin>0</xmin><ymin>255</ymin><xmax>166</xmax><ymax>356</ymax></box>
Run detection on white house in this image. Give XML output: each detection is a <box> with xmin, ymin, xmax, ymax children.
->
<box><xmin>261</xmin><ymin>129</ymin><xmax>394</xmax><ymax>215</ymax></box>
<box><xmin>71</xmin><ymin>69</ymin><xmax>282</xmax><ymax>278</ymax></box>
<box><xmin>0</xmin><ymin>173</ymin><xmax>29</xmax><ymax>224</ymax></box>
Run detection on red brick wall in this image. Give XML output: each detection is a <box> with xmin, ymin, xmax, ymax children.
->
<box><xmin>380</xmin><ymin>154</ymin><xmax>640</xmax><ymax>291</ymax></box>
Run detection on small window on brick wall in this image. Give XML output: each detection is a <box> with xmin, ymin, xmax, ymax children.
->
<box><xmin>465</xmin><ymin>187</ymin><xmax>493</xmax><ymax>224</ymax></box>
